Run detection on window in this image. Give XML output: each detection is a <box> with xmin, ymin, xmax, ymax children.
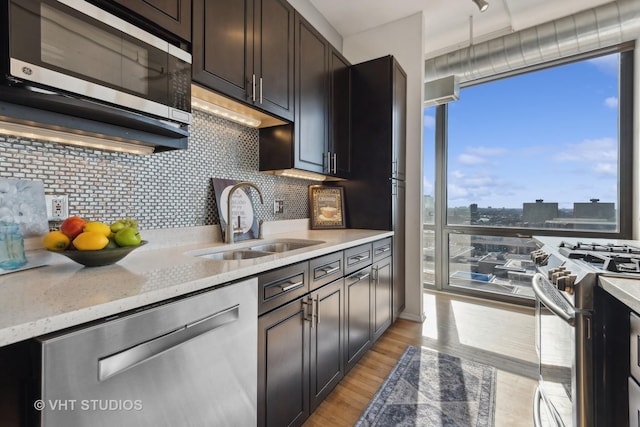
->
<box><xmin>423</xmin><ymin>50</ymin><xmax>633</xmax><ymax>302</ymax></box>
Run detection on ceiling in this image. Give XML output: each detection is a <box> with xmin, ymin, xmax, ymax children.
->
<box><xmin>308</xmin><ymin>0</ymin><xmax>616</xmax><ymax>58</ymax></box>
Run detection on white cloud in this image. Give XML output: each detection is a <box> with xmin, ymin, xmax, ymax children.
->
<box><xmin>587</xmin><ymin>54</ymin><xmax>618</xmax><ymax>76</ymax></box>
<box><xmin>424</xmin><ymin>114</ymin><xmax>435</xmax><ymax>129</ymax></box>
<box><xmin>604</xmin><ymin>96</ymin><xmax>618</xmax><ymax>108</ymax></box>
<box><xmin>456</xmin><ymin>146</ymin><xmax>508</xmax><ymax>165</ymax></box>
<box><xmin>552</xmin><ymin>137</ymin><xmax>617</xmax><ymax>176</ymax></box>
<box><xmin>423</xmin><ymin>177</ymin><xmax>434</xmax><ymax>196</ymax></box>
<box><xmin>458</xmin><ymin>153</ymin><xmax>486</xmax><ymax>165</ymax></box>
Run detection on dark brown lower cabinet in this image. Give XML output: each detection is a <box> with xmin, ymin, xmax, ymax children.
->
<box><xmin>259</xmin><ymin>279</ymin><xmax>345</xmax><ymax>427</ymax></box>
<box><xmin>344</xmin><ymin>267</ymin><xmax>373</xmax><ymax>373</ymax></box>
<box><xmin>310</xmin><ymin>279</ymin><xmax>345</xmax><ymax>411</ymax></box>
<box><xmin>372</xmin><ymin>257</ymin><xmax>392</xmax><ymax>342</ymax></box>
<box><xmin>258</xmin><ymin>297</ymin><xmax>309</xmax><ymax>427</ymax></box>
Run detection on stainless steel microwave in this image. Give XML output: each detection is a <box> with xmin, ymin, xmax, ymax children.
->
<box><xmin>2</xmin><ymin>0</ymin><xmax>192</xmax><ymax>125</ymax></box>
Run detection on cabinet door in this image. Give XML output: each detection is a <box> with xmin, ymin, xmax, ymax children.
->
<box><xmin>310</xmin><ymin>279</ymin><xmax>344</xmax><ymax>411</ymax></box>
<box><xmin>192</xmin><ymin>0</ymin><xmax>253</xmax><ymax>103</ymax></box>
<box><xmin>344</xmin><ymin>267</ymin><xmax>372</xmax><ymax>373</ymax></box>
<box><xmin>111</xmin><ymin>0</ymin><xmax>191</xmax><ymax>41</ymax></box>
<box><xmin>258</xmin><ymin>298</ymin><xmax>309</xmax><ymax>427</ymax></box>
<box><xmin>329</xmin><ymin>48</ymin><xmax>352</xmax><ymax>178</ymax></box>
<box><xmin>294</xmin><ymin>13</ymin><xmax>329</xmax><ymax>174</ymax></box>
<box><xmin>372</xmin><ymin>257</ymin><xmax>392</xmax><ymax>341</ymax></box>
<box><xmin>392</xmin><ymin>58</ymin><xmax>407</xmax><ymax>180</ymax></box>
<box><xmin>254</xmin><ymin>0</ymin><xmax>295</xmax><ymax>121</ymax></box>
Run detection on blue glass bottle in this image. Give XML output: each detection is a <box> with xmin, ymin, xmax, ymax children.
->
<box><xmin>0</xmin><ymin>222</ymin><xmax>27</xmax><ymax>270</ymax></box>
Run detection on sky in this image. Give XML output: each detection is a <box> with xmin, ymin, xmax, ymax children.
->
<box><xmin>423</xmin><ymin>53</ymin><xmax>620</xmax><ymax>210</ymax></box>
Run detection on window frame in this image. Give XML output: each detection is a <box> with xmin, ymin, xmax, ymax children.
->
<box><xmin>425</xmin><ymin>47</ymin><xmax>635</xmax><ymax>304</ymax></box>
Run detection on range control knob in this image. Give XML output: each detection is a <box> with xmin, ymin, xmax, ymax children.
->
<box><xmin>552</xmin><ymin>270</ymin><xmax>570</xmax><ymax>285</ymax></box>
<box><xmin>531</xmin><ymin>250</ymin><xmax>549</xmax><ymax>265</ymax></box>
<box><xmin>548</xmin><ymin>266</ymin><xmax>566</xmax><ymax>280</ymax></box>
<box><xmin>557</xmin><ymin>275</ymin><xmax>577</xmax><ymax>294</ymax></box>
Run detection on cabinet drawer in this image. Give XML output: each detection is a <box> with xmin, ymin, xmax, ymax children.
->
<box><xmin>309</xmin><ymin>251</ymin><xmax>343</xmax><ymax>291</ymax></box>
<box><xmin>372</xmin><ymin>238</ymin><xmax>392</xmax><ymax>262</ymax></box>
<box><xmin>258</xmin><ymin>262</ymin><xmax>309</xmax><ymax>315</ymax></box>
<box><xmin>344</xmin><ymin>244</ymin><xmax>373</xmax><ymax>276</ymax></box>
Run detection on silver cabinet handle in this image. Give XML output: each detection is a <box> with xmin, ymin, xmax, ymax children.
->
<box><xmin>280</xmin><ymin>281</ymin><xmax>304</xmax><ymax>292</ymax></box>
<box><xmin>373</xmin><ymin>266</ymin><xmax>379</xmax><ymax>281</ymax></box>
<box><xmin>325</xmin><ymin>152</ymin><xmax>331</xmax><ymax>174</ymax></box>
<box><xmin>259</xmin><ymin>77</ymin><xmax>263</xmax><ymax>104</ymax></box>
<box><xmin>252</xmin><ymin>74</ymin><xmax>256</xmax><ymax>102</ymax></box>
<box><xmin>375</xmin><ymin>247</ymin><xmax>390</xmax><ymax>254</ymax></box>
<box><xmin>98</xmin><ymin>305</ymin><xmax>239</xmax><ymax>381</ymax></box>
<box><xmin>332</xmin><ymin>153</ymin><xmax>337</xmax><ymax>174</ymax></box>
<box><xmin>318</xmin><ymin>265</ymin><xmax>340</xmax><ymax>276</ymax></box>
<box><xmin>314</xmin><ymin>295</ymin><xmax>320</xmax><ymax>326</ymax></box>
<box><xmin>348</xmin><ymin>272</ymin><xmax>370</xmax><ymax>282</ymax></box>
<box><xmin>350</xmin><ymin>254</ymin><xmax>370</xmax><ymax>263</ymax></box>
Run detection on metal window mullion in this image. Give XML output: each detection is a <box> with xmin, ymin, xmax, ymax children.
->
<box><xmin>434</xmin><ymin>103</ymin><xmax>448</xmax><ymax>291</ymax></box>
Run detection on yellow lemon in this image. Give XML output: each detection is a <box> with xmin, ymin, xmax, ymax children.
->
<box><xmin>73</xmin><ymin>231</ymin><xmax>109</xmax><ymax>251</ymax></box>
<box><xmin>83</xmin><ymin>221</ymin><xmax>111</xmax><ymax>237</ymax></box>
<box><xmin>42</xmin><ymin>231</ymin><xmax>71</xmax><ymax>251</ymax></box>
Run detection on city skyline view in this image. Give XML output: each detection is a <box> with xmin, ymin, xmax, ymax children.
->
<box><xmin>423</xmin><ymin>53</ymin><xmax>619</xmax><ymax>210</ymax></box>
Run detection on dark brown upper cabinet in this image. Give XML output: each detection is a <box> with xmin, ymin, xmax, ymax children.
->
<box><xmin>294</xmin><ymin>13</ymin><xmax>330</xmax><ymax>174</ymax></box>
<box><xmin>329</xmin><ymin>48</ymin><xmax>352</xmax><ymax>178</ymax></box>
<box><xmin>110</xmin><ymin>0</ymin><xmax>191</xmax><ymax>42</ymax></box>
<box><xmin>192</xmin><ymin>0</ymin><xmax>294</xmax><ymax>121</ymax></box>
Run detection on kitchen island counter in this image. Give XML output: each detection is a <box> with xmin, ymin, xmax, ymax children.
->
<box><xmin>0</xmin><ymin>223</ymin><xmax>392</xmax><ymax>347</ymax></box>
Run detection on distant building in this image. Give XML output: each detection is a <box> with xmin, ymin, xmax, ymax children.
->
<box><xmin>523</xmin><ymin>199</ymin><xmax>558</xmax><ymax>226</ymax></box>
<box><xmin>574</xmin><ymin>198</ymin><xmax>615</xmax><ymax>220</ymax></box>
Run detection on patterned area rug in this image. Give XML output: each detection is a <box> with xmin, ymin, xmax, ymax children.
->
<box><xmin>355</xmin><ymin>346</ymin><xmax>497</xmax><ymax>427</ymax></box>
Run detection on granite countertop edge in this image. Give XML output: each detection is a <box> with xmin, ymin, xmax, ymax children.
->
<box><xmin>0</xmin><ymin>227</ymin><xmax>393</xmax><ymax>347</ymax></box>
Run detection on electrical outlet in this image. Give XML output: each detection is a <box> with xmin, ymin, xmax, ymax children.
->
<box><xmin>45</xmin><ymin>195</ymin><xmax>69</xmax><ymax>220</ymax></box>
<box><xmin>274</xmin><ymin>200</ymin><xmax>284</xmax><ymax>214</ymax></box>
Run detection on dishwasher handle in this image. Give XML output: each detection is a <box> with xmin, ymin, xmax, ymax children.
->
<box><xmin>98</xmin><ymin>304</ymin><xmax>239</xmax><ymax>381</ymax></box>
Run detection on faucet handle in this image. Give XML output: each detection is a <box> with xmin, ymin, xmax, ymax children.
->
<box><xmin>233</xmin><ymin>215</ymin><xmax>243</xmax><ymax>235</ymax></box>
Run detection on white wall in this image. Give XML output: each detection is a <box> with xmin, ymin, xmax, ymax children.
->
<box><xmin>343</xmin><ymin>12</ymin><xmax>426</xmax><ymax>322</ymax></box>
<box><xmin>635</xmin><ymin>37</ymin><xmax>640</xmax><ymax>239</ymax></box>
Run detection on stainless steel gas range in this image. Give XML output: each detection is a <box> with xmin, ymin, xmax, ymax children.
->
<box><xmin>531</xmin><ymin>236</ymin><xmax>640</xmax><ymax>427</ymax></box>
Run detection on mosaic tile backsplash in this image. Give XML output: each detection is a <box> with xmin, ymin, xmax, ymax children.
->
<box><xmin>0</xmin><ymin>110</ymin><xmax>313</xmax><ymax>230</ymax></box>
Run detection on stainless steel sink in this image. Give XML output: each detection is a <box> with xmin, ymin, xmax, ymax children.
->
<box><xmin>198</xmin><ymin>249</ymin><xmax>274</xmax><ymax>261</ymax></box>
<box><xmin>249</xmin><ymin>239</ymin><xmax>325</xmax><ymax>253</ymax></box>
<box><xmin>192</xmin><ymin>239</ymin><xmax>325</xmax><ymax>261</ymax></box>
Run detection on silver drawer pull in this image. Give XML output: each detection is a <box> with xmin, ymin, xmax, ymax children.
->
<box><xmin>348</xmin><ymin>272</ymin><xmax>370</xmax><ymax>282</ymax></box>
<box><xmin>98</xmin><ymin>305</ymin><xmax>239</xmax><ymax>381</ymax></box>
<box><xmin>350</xmin><ymin>254</ymin><xmax>370</xmax><ymax>262</ymax></box>
<box><xmin>280</xmin><ymin>281</ymin><xmax>304</xmax><ymax>292</ymax></box>
<box><xmin>319</xmin><ymin>266</ymin><xmax>340</xmax><ymax>276</ymax></box>
<box><xmin>376</xmin><ymin>247</ymin><xmax>390</xmax><ymax>254</ymax></box>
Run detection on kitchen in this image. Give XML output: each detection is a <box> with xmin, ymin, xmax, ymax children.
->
<box><xmin>0</xmin><ymin>0</ymin><xmax>640</xmax><ymax>426</ymax></box>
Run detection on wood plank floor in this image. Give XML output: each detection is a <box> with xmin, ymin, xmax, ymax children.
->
<box><xmin>303</xmin><ymin>290</ymin><xmax>538</xmax><ymax>427</ymax></box>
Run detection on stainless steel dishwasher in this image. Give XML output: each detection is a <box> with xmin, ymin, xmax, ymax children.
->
<box><xmin>33</xmin><ymin>278</ymin><xmax>257</xmax><ymax>427</ymax></box>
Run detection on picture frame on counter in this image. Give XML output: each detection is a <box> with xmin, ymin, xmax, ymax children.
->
<box><xmin>309</xmin><ymin>185</ymin><xmax>346</xmax><ymax>229</ymax></box>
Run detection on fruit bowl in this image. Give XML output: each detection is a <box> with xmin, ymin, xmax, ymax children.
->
<box><xmin>50</xmin><ymin>241</ymin><xmax>148</xmax><ymax>267</ymax></box>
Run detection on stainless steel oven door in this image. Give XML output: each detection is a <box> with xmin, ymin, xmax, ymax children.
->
<box><xmin>533</xmin><ymin>273</ymin><xmax>575</xmax><ymax>427</ymax></box>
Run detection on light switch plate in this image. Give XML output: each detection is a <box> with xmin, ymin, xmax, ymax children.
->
<box><xmin>274</xmin><ymin>200</ymin><xmax>284</xmax><ymax>214</ymax></box>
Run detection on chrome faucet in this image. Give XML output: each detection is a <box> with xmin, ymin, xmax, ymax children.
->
<box><xmin>225</xmin><ymin>182</ymin><xmax>264</xmax><ymax>244</ymax></box>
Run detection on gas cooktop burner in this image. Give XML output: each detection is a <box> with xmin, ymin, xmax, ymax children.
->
<box><xmin>558</xmin><ymin>241</ymin><xmax>640</xmax><ymax>273</ymax></box>
<box><xmin>559</xmin><ymin>241</ymin><xmax>640</xmax><ymax>255</ymax></box>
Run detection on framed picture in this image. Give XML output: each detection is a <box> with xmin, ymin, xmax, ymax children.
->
<box><xmin>309</xmin><ymin>185</ymin><xmax>346</xmax><ymax>229</ymax></box>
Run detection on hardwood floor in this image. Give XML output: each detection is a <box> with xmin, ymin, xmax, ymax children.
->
<box><xmin>303</xmin><ymin>290</ymin><xmax>538</xmax><ymax>427</ymax></box>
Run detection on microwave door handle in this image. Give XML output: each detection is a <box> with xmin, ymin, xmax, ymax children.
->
<box><xmin>532</xmin><ymin>273</ymin><xmax>575</xmax><ymax>326</ymax></box>
<box><xmin>98</xmin><ymin>304</ymin><xmax>239</xmax><ymax>381</ymax></box>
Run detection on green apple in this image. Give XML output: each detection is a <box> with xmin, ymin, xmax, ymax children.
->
<box><xmin>114</xmin><ymin>227</ymin><xmax>141</xmax><ymax>247</ymax></box>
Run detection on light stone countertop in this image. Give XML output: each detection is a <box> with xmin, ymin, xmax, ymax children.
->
<box><xmin>0</xmin><ymin>221</ymin><xmax>393</xmax><ymax>347</ymax></box>
<box><xmin>599</xmin><ymin>275</ymin><xmax>640</xmax><ymax>314</ymax></box>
